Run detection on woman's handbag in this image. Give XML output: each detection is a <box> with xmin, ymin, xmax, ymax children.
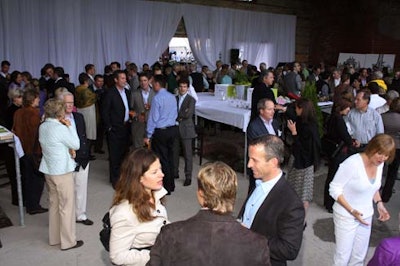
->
<box><xmin>99</xmin><ymin>212</ymin><xmax>111</xmax><ymax>252</ymax></box>
<box><xmin>321</xmin><ymin>136</ymin><xmax>344</xmax><ymax>159</ymax></box>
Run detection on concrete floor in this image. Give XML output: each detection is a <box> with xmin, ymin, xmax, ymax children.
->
<box><xmin>0</xmin><ymin>150</ymin><xmax>399</xmax><ymax>266</ymax></box>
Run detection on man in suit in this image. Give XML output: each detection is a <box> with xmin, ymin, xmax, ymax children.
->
<box><xmin>51</xmin><ymin>66</ymin><xmax>75</xmax><ymax>97</ymax></box>
<box><xmin>61</xmin><ymin>91</ymin><xmax>93</xmax><ymax>226</ymax></box>
<box><xmin>85</xmin><ymin>64</ymin><xmax>96</xmax><ymax>86</ymax></box>
<box><xmin>144</xmin><ymin>75</ymin><xmax>178</xmax><ymax>194</ymax></box>
<box><xmin>0</xmin><ymin>60</ymin><xmax>10</xmax><ymax>123</ymax></box>
<box><xmin>247</xmin><ymin>98</ymin><xmax>281</xmax><ymax>140</ymax></box>
<box><xmin>251</xmin><ymin>70</ymin><xmax>285</xmax><ymax>120</ymax></box>
<box><xmin>90</xmin><ymin>74</ymin><xmax>106</xmax><ymax>154</ymax></box>
<box><xmin>148</xmin><ymin>161</ymin><xmax>271</xmax><ymax>266</ymax></box>
<box><xmin>173</xmin><ymin>78</ymin><xmax>196</xmax><ymax>186</ymax></box>
<box><xmin>102</xmin><ymin>70</ymin><xmax>131</xmax><ymax>188</ymax></box>
<box><xmin>239</xmin><ymin>135</ymin><xmax>305</xmax><ymax>266</ymax></box>
<box><xmin>283</xmin><ymin>62</ymin><xmax>303</xmax><ymax>97</ymax></box>
<box><xmin>247</xmin><ymin>98</ymin><xmax>281</xmax><ymax>192</ymax></box>
<box><xmin>130</xmin><ymin>72</ymin><xmax>154</xmax><ymax>149</ymax></box>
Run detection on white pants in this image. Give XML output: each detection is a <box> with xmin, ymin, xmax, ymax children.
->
<box><xmin>333</xmin><ymin>211</ymin><xmax>372</xmax><ymax>266</ymax></box>
<box><xmin>73</xmin><ymin>164</ymin><xmax>89</xmax><ymax>221</ymax></box>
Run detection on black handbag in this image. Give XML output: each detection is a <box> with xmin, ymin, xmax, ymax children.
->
<box><xmin>321</xmin><ymin>136</ymin><xmax>344</xmax><ymax>159</ymax></box>
<box><xmin>99</xmin><ymin>212</ymin><xmax>111</xmax><ymax>252</ymax></box>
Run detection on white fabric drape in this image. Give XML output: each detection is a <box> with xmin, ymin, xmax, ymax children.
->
<box><xmin>0</xmin><ymin>0</ymin><xmax>181</xmax><ymax>83</ymax></box>
<box><xmin>0</xmin><ymin>0</ymin><xmax>295</xmax><ymax>83</ymax></box>
<box><xmin>182</xmin><ymin>4</ymin><xmax>296</xmax><ymax>68</ymax></box>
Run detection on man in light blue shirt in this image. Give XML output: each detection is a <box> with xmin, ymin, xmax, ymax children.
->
<box><xmin>238</xmin><ymin>135</ymin><xmax>305</xmax><ymax>266</ymax></box>
<box><xmin>145</xmin><ymin>75</ymin><xmax>178</xmax><ymax>194</ymax></box>
<box><xmin>346</xmin><ymin>89</ymin><xmax>384</xmax><ymax>149</ymax></box>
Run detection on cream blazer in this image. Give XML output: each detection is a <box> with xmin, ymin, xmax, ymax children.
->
<box><xmin>109</xmin><ymin>188</ymin><xmax>168</xmax><ymax>266</ymax></box>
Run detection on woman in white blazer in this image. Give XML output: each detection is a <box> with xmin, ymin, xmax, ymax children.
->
<box><xmin>39</xmin><ymin>98</ymin><xmax>82</xmax><ymax>251</ymax></box>
<box><xmin>109</xmin><ymin>148</ymin><xmax>168</xmax><ymax>266</ymax></box>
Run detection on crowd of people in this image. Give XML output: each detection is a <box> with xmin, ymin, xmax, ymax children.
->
<box><xmin>1</xmin><ymin>57</ymin><xmax>400</xmax><ymax>264</ymax></box>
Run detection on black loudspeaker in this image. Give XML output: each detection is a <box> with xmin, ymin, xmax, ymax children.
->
<box><xmin>230</xmin><ymin>49</ymin><xmax>240</xmax><ymax>64</ymax></box>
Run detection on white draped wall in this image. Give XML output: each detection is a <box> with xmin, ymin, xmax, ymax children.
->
<box><xmin>0</xmin><ymin>0</ymin><xmax>295</xmax><ymax>83</ymax></box>
<box><xmin>182</xmin><ymin>4</ymin><xmax>296</xmax><ymax>69</ymax></box>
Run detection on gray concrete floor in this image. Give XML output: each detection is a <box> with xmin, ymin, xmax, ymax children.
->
<box><xmin>0</xmin><ymin>151</ymin><xmax>399</xmax><ymax>266</ymax></box>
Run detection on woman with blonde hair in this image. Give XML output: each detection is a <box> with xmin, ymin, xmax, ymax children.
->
<box><xmin>109</xmin><ymin>148</ymin><xmax>168</xmax><ymax>266</ymax></box>
<box><xmin>330</xmin><ymin>134</ymin><xmax>395</xmax><ymax>265</ymax></box>
<box><xmin>147</xmin><ymin>161</ymin><xmax>270</xmax><ymax>266</ymax></box>
<box><xmin>39</xmin><ymin>98</ymin><xmax>81</xmax><ymax>250</ymax></box>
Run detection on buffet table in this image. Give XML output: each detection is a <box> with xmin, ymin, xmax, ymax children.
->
<box><xmin>195</xmin><ymin>93</ymin><xmax>251</xmax><ymax>174</ymax></box>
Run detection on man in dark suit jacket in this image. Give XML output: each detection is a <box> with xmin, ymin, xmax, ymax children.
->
<box><xmin>102</xmin><ymin>70</ymin><xmax>131</xmax><ymax>188</ymax></box>
<box><xmin>61</xmin><ymin>92</ymin><xmax>93</xmax><ymax>226</ymax></box>
<box><xmin>50</xmin><ymin>67</ymin><xmax>75</xmax><ymax>97</ymax></box>
<box><xmin>173</xmin><ymin>79</ymin><xmax>196</xmax><ymax>186</ymax></box>
<box><xmin>130</xmin><ymin>72</ymin><xmax>155</xmax><ymax>149</ymax></box>
<box><xmin>247</xmin><ymin>98</ymin><xmax>281</xmax><ymax>140</ymax></box>
<box><xmin>239</xmin><ymin>135</ymin><xmax>305</xmax><ymax>266</ymax></box>
<box><xmin>251</xmin><ymin>70</ymin><xmax>286</xmax><ymax>120</ymax></box>
<box><xmin>247</xmin><ymin>98</ymin><xmax>281</xmax><ymax>192</ymax></box>
<box><xmin>148</xmin><ymin>161</ymin><xmax>271</xmax><ymax>266</ymax></box>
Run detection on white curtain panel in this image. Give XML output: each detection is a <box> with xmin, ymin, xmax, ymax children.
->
<box><xmin>0</xmin><ymin>0</ymin><xmax>295</xmax><ymax>83</ymax></box>
<box><xmin>182</xmin><ymin>3</ymin><xmax>296</xmax><ymax>68</ymax></box>
<box><xmin>0</xmin><ymin>0</ymin><xmax>181</xmax><ymax>83</ymax></box>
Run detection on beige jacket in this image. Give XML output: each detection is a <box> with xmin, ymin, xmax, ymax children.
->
<box><xmin>109</xmin><ymin>188</ymin><xmax>168</xmax><ymax>266</ymax></box>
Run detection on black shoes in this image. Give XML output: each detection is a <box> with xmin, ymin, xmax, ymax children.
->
<box><xmin>183</xmin><ymin>179</ymin><xmax>191</xmax><ymax>186</ymax></box>
<box><xmin>76</xmin><ymin>219</ymin><xmax>94</xmax><ymax>226</ymax></box>
<box><xmin>27</xmin><ymin>207</ymin><xmax>48</xmax><ymax>215</ymax></box>
<box><xmin>61</xmin><ymin>240</ymin><xmax>84</xmax><ymax>251</ymax></box>
<box><xmin>89</xmin><ymin>155</ymin><xmax>96</xmax><ymax>161</ymax></box>
<box><xmin>94</xmin><ymin>149</ymin><xmax>105</xmax><ymax>154</ymax></box>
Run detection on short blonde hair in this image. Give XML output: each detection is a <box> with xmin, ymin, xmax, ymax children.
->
<box><xmin>365</xmin><ymin>134</ymin><xmax>396</xmax><ymax>163</ymax></box>
<box><xmin>197</xmin><ymin>161</ymin><xmax>237</xmax><ymax>213</ymax></box>
<box><xmin>43</xmin><ymin>98</ymin><xmax>65</xmax><ymax>119</ymax></box>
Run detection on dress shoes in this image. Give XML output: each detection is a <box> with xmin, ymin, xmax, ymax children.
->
<box><xmin>61</xmin><ymin>240</ymin><xmax>84</xmax><ymax>251</ymax></box>
<box><xmin>183</xmin><ymin>179</ymin><xmax>191</xmax><ymax>186</ymax></box>
<box><xmin>89</xmin><ymin>155</ymin><xmax>96</xmax><ymax>161</ymax></box>
<box><xmin>76</xmin><ymin>219</ymin><xmax>94</xmax><ymax>225</ymax></box>
<box><xmin>94</xmin><ymin>149</ymin><xmax>105</xmax><ymax>154</ymax></box>
<box><xmin>27</xmin><ymin>207</ymin><xmax>48</xmax><ymax>215</ymax></box>
<box><xmin>174</xmin><ymin>175</ymin><xmax>179</xmax><ymax>179</ymax></box>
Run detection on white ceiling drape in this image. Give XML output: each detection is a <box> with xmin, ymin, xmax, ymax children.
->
<box><xmin>0</xmin><ymin>0</ymin><xmax>181</xmax><ymax>83</ymax></box>
<box><xmin>0</xmin><ymin>0</ymin><xmax>295</xmax><ymax>83</ymax></box>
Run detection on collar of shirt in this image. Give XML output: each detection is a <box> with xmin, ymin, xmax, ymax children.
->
<box><xmin>242</xmin><ymin>171</ymin><xmax>282</xmax><ymax>228</ymax></box>
<box><xmin>0</xmin><ymin>72</ymin><xmax>6</xmax><ymax>78</ymax></box>
<box><xmin>256</xmin><ymin>171</ymin><xmax>283</xmax><ymax>194</ymax></box>
<box><xmin>64</xmin><ymin>113</ymin><xmax>76</xmax><ymax>128</ymax></box>
<box><xmin>260</xmin><ymin>116</ymin><xmax>276</xmax><ymax>135</ymax></box>
<box><xmin>179</xmin><ymin>92</ymin><xmax>188</xmax><ymax>101</ymax></box>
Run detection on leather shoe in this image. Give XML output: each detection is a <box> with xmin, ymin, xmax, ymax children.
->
<box><xmin>183</xmin><ymin>179</ymin><xmax>191</xmax><ymax>186</ymax></box>
<box><xmin>94</xmin><ymin>149</ymin><xmax>105</xmax><ymax>154</ymax></box>
<box><xmin>27</xmin><ymin>207</ymin><xmax>48</xmax><ymax>215</ymax></box>
<box><xmin>89</xmin><ymin>155</ymin><xmax>96</xmax><ymax>161</ymax></box>
<box><xmin>76</xmin><ymin>219</ymin><xmax>94</xmax><ymax>225</ymax></box>
<box><xmin>61</xmin><ymin>240</ymin><xmax>84</xmax><ymax>251</ymax></box>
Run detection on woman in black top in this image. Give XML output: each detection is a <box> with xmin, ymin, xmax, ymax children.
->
<box><xmin>287</xmin><ymin>98</ymin><xmax>320</xmax><ymax>217</ymax></box>
<box><xmin>323</xmin><ymin>98</ymin><xmax>354</xmax><ymax>212</ymax></box>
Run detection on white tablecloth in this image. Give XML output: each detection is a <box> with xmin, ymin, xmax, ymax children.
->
<box><xmin>195</xmin><ymin>93</ymin><xmax>251</xmax><ymax>132</ymax></box>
